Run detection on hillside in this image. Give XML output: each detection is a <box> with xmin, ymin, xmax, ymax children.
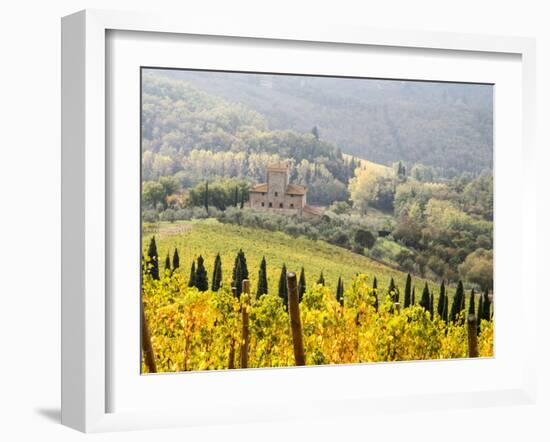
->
<box><xmin>155</xmin><ymin>69</ymin><xmax>493</xmax><ymax>177</ymax></box>
<box><xmin>143</xmin><ymin>219</ymin><xmax>442</xmax><ymax>298</ymax></box>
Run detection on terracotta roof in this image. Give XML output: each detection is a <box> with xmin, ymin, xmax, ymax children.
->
<box><xmin>285</xmin><ymin>184</ymin><xmax>307</xmax><ymax>195</ymax></box>
<box><xmin>249</xmin><ymin>183</ymin><xmax>268</xmax><ymax>193</ymax></box>
<box><xmin>303</xmin><ymin>205</ymin><xmax>324</xmax><ymax>216</ymax></box>
<box><xmin>267</xmin><ymin>162</ymin><xmax>289</xmax><ymax>172</ymax></box>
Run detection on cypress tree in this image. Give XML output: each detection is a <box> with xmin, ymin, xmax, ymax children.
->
<box><xmin>388</xmin><ymin>277</ymin><xmax>396</xmax><ymax>299</ymax></box>
<box><xmin>239</xmin><ymin>250</ymin><xmax>249</xmax><ymax>280</ymax></box>
<box><xmin>188</xmin><ymin>260</ymin><xmax>196</xmax><ymax>287</ymax></box>
<box><xmin>419</xmin><ymin>283</ymin><xmax>430</xmax><ymax>311</ymax></box>
<box><xmin>336</xmin><ymin>277</ymin><xmax>344</xmax><ymax>305</ymax></box>
<box><xmin>240</xmin><ymin>192</ymin><xmax>245</xmax><ymax>209</ymax></box>
<box><xmin>477</xmin><ymin>291</ymin><xmax>484</xmax><ymax>331</ymax></box>
<box><xmin>437</xmin><ymin>281</ymin><xmax>446</xmax><ymax>318</ymax></box>
<box><xmin>278</xmin><ymin>264</ymin><xmax>288</xmax><ymax>309</ymax></box>
<box><xmin>481</xmin><ymin>288</ymin><xmax>491</xmax><ymax>321</ymax></box>
<box><xmin>442</xmin><ymin>294</ymin><xmax>449</xmax><ymax>323</ymax></box>
<box><xmin>468</xmin><ymin>289</ymin><xmax>476</xmax><ymax>315</ymax></box>
<box><xmin>411</xmin><ymin>286</ymin><xmax>416</xmax><ymax>305</ymax></box>
<box><xmin>164</xmin><ymin>253</ymin><xmax>171</xmax><ymax>275</ymax></box>
<box><xmin>231</xmin><ymin>249</ymin><xmax>249</xmax><ymax>297</ymax></box>
<box><xmin>147</xmin><ymin>236</ymin><xmax>159</xmax><ymax>280</ymax></box>
<box><xmin>317</xmin><ymin>271</ymin><xmax>325</xmax><ymax>286</ymax></box>
<box><xmin>450</xmin><ymin>280</ymin><xmax>465</xmax><ymax>322</ymax></box>
<box><xmin>234</xmin><ymin>186</ymin><xmax>239</xmax><ymax>207</ymax></box>
<box><xmin>211</xmin><ymin>253</ymin><xmax>222</xmax><ymax>291</ymax></box>
<box><xmin>429</xmin><ymin>292</ymin><xmax>434</xmax><ymax>319</ymax></box>
<box><xmin>298</xmin><ymin>267</ymin><xmax>306</xmax><ymax>302</ymax></box>
<box><xmin>195</xmin><ymin>255</ymin><xmax>208</xmax><ymax>292</ymax></box>
<box><xmin>404</xmin><ymin>273</ymin><xmax>412</xmax><ymax>308</ymax></box>
<box><xmin>373</xmin><ymin>276</ymin><xmax>378</xmax><ymax>311</ymax></box>
<box><xmin>388</xmin><ymin>277</ymin><xmax>399</xmax><ymax>303</ymax></box>
<box><xmin>172</xmin><ymin>248</ymin><xmax>180</xmax><ymax>272</ymax></box>
<box><xmin>257</xmin><ymin>256</ymin><xmax>268</xmax><ymax>297</ymax></box>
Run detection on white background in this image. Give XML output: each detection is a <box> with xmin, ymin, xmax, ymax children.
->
<box><xmin>0</xmin><ymin>0</ymin><xmax>548</xmax><ymax>441</ymax></box>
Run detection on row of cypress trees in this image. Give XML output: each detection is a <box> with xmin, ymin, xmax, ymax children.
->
<box><xmin>145</xmin><ymin>237</ymin><xmax>492</xmax><ymax>321</ymax></box>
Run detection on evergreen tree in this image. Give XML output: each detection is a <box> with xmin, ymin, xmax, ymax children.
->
<box><xmin>411</xmin><ymin>286</ymin><xmax>416</xmax><ymax>305</ymax></box>
<box><xmin>481</xmin><ymin>288</ymin><xmax>491</xmax><ymax>321</ymax></box>
<box><xmin>256</xmin><ymin>256</ymin><xmax>268</xmax><ymax>297</ymax></box>
<box><xmin>172</xmin><ymin>248</ymin><xmax>180</xmax><ymax>272</ymax></box>
<box><xmin>240</xmin><ymin>192</ymin><xmax>245</xmax><ymax>209</ymax></box>
<box><xmin>298</xmin><ymin>267</ymin><xmax>306</xmax><ymax>302</ymax></box>
<box><xmin>404</xmin><ymin>273</ymin><xmax>412</xmax><ymax>308</ymax></box>
<box><xmin>147</xmin><ymin>236</ymin><xmax>159</xmax><ymax>280</ymax></box>
<box><xmin>239</xmin><ymin>250</ymin><xmax>249</xmax><ymax>280</ymax></box>
<box><xmin>211</xmin><ymin>253</ymin><xmax>222</xmax><ymax>291</ymax></box>
<box><xmin>468</xmin><ymin>289</ymin><xmax>476</xmax><ymax>315</ymax></box>
<box><xmin>311</xmin><ymin>125</ymin><xmax>320</xmax><ymax>140</ymax></box>
<box><xmin>234</xmin><ymin>186</ymin><xmax>239</xmax><ymax>207</ymax></box>
<box><xmin>388</xmin><ymin>277</ymin><xmax>399</xmax><ymax>303</ymax></box>
<box><xmin>429</xmin><ymin>292</ymin><xmax>434</xmax><ymax>319</ymax></box>
<box><xmin>419</xmin><ymin>283</ymin><xmax>430</xmax><ymax>311</ymax></box>
<box><xmin>336</xmin><ymin>277</ymin><xmax>344</xmax><ymax>305</ymax></box>
<box><xmin>278</xmin><ymin>264</ymin><xmax>288</xmax><ymax>309</ymax></box>
<box><xmin>437</xmin><ymin>281</ymin><xmax>446</xmax><ymax>318</ymax></box>
<box><xmin>450</xmin><ymin>280</ymin><xmax>465</xmax><ymax>322</ymax></box>
<box><xmin>231</xmin><ymin>249</ymin><xmax>249</xmax><ymax>297</ymax></box>
<box><xmin>164</xmin><ymin>253</ymin><xmax>171</xmax><ymax>275</ymax></box>
<box><xmin>195</xmin><ymin>255</ymin><xmax>208</xmax><ymax>291</ymax></box>
<box><xmin>188</xmin><ymin>261</ymin><xmax>196</xmax><ymax>287</ymax></box>
<box><xmin>373</xmin><ymin>277</ymin><xmax>378</xmax><ymax>311</ymax></box>
<box><xmin>477</xmin><ymin>291</ymin><xmax>484</xmax><ymax>331</ymax></box>
<box><xmin>317</xmin><ymin>271</ymin><xmax>325</xmax><ymax>286</ymax></box>
<box><xmin>442</xmin><ymin>294</ymin><xmax>449</xmax><ymax>323</ymax></box>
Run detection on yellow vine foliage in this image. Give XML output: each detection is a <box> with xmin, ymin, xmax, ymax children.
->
<box><xmin>141</xmin><ymin>272</ymin><xmax>493</xmax><ymax>373</ymax></box>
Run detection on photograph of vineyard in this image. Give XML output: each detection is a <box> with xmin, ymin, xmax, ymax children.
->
<box><xmin>140</xmin><ymin>68</ymin><xmax>494</xmax><ymax>373</ymax></box>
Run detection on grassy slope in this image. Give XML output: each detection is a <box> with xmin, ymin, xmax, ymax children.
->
<box><xmin>143</xmin><ymin>219</ymin><xmax>440</xmax><ymax>299</ymax></box>
<box><xmin>343</xmin><ymin>153</ymin><xmax>392</xmax><ymax>176</ymax></box>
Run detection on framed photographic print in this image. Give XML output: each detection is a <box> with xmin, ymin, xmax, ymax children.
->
<box><xmin>61</xmin><ymin>9</ymin><xmax>537</xmax><ymax>432</ymax></box>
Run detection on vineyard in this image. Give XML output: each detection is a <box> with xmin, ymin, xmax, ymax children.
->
<box><xmin>142</xmin><ymin>220</ymin><xmax>442</xmax><ymax>297</ymax></box>
<box><xmin>140</xmin><ymin>222</ymin><xmax>494</xmax><ymax>373</ymax></box>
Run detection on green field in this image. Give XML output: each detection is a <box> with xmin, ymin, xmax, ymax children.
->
<box><xmin>143</xmin><ymin>219</ymin><xmax>441</xmax><ymax>299</ymax></box>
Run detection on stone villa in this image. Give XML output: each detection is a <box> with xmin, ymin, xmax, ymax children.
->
<box><xmin>249</xmin><ymin>163</ymin><xmax>324</xmax><ymax>219</ymax></box>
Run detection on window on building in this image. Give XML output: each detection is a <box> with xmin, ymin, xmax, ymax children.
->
<box><xmin>279</xmin><ymin>203</ymin><xmax>283</xmax><ymax>208</ymax></box>
<box><xmin>290</xmin><ymin>203</ymin><xmax>294</xmax><ymax>208</ymax></box>
<box><xmin>268</xmin><ymin>202</ymin><xmax>272</xmax><ymax>208</ymax></box>
<box><xmin>261</xmin><ymin>202</ymin><xmax>265</xmax><ymax>207</ymax></box>
<box><xmin>275</xmin><ymin>192</ymin><xmax>278</xmax><ymax>197</ymax></box>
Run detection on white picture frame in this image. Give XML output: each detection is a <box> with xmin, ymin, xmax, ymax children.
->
<box><xmin>61</xmin><ymin>9</ymin><xmax>538</xmax><ymax>433</ymax></box>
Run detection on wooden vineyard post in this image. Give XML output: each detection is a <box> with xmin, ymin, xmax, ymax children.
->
<box><xmin>227</xmin><ymin>287</ymin><xmax>237</xmax><ymax>369</ymax></box>
<box><xmin>240</xmin><ymin>280</ymin><xmax>250</xmax><ymax>369</ymax></box>
<box><xmin>287</xmin><ymin>272</ymin><xmax>306</xmax><ymax>366</ymax></box>
<box><xmin>467</xmin><ymin>313</ymin><xmax>479</xmax><ymax>358</ymax></box>
<box><xmin>141</xmin><ymin>300</ymin><xmax>157</xmax><ymax>373</ymax></box>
